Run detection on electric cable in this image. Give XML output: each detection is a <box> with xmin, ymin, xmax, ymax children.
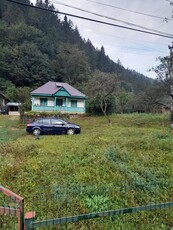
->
<box><xmin>51</xmin><ymin>0</ymin><xmax>173</xmax><ymax>37</ymax></box>
<box><xmin>5</xmin><ymin>0</ymin><xmax>173</xmax><ymax>39</ymax></box>
<box><xmin>86</xmin><ymin>0</ymin><xmax>173</xmax><ymax>22</ymax></box>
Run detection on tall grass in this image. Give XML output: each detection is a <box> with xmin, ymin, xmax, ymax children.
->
<box><xmin>0</xmin><ymin>113</ymin><xmax>173</xmax><ymax>192</ymax></box>
<box><xmin>1</xmin><ymin>113</ymin><xmax>173</xmax><ymax>228</ymax></box>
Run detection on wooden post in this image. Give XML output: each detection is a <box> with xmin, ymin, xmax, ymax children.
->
<box><xmin>162</xmin><ymin>107</ymin><xmax>165</xmax><ymax>138</ymax></box>
<box><xmin>24</xmin><ymin>211</ymin><xmax>36</xmax><ymax>230</ymax></box>
<box><xmin>169</xmin><ymin>44</ymin><xmax>173</xmax><ymax>127</ymax></box>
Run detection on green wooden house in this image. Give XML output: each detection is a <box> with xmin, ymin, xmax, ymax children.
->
<box><xmin>31</xmin><ymin>82</ymin><xmax>86</xmax><ymax>113</ymax></box>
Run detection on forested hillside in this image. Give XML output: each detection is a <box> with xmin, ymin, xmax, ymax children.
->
<box><xmin>0</xmin><ymin>0</ymin><xmax>154</xmax><ymax>113</ymax></box>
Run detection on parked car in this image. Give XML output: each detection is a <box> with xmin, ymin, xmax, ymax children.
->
<box><xmin>26</xmin><ymin>117</ymin><xmax>81</xmax><ymax>136</ymax></box>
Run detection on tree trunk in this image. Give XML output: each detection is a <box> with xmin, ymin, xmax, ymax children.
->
<box><xmin>100</xmin><ymin>99</ymin><xmax>112</xmax><ymax>125</ymax></box>
<box><xmin>171</xmin><ymin>98</ymin><xmax>173</xmax><ymax>127</ymax></box>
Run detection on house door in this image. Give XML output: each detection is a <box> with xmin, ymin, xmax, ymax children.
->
<box><xmin>56</xmin><ymin>99</ymin><xmax>63</xmax><ymax>106</ymax></box>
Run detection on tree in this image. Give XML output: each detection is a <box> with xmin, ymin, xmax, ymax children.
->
<box><xmin>117</xmin><ymin>59</ymin><xmax>123</xmax><ymax>66</ymax></box>
<box><xmin>87</xmin><ymin>71</ymin><xmax>118</xmax><ymax>124</ymax></box>
<box><xmin>10</xmin><ymin>87</ymin><xmax>31</xmax><ymax>122</ymax></box>
<box><xmin>151</xmin><ymin>46</ymin><xmax>173</xmax><ymax>124</ymax></box>
<box><xmin>0</xmin><ymin>42</ymin><xmax>54</xmax><ymax>87</ymax></box>
<box><xmin>84</xmin><ymin>39</ymin><xmax>97</xmax><ymax>70</ymax></box>
<box><xmin>1</xmin><ymin>0</ymin><xmax>153</xmax><ymax>101</ymax></box>
<box><xmin>117</xmin><ymin>90</ymin><xmax>133</xmax><ymax>113</ymax></box>
<box><xmin>51</xmin><ymin>43</ymin><xmax>91</xmax><ymax>87</ymax></box>
<box><xmin>132</xmin><ymin>83</ymin><xmax>168</xmax><ymax>113</ymax></box>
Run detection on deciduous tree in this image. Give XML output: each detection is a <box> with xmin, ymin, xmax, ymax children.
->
<box><xmin>87</xmin><ymin>71</ymin><xmax>118</xmax><ymax>124</ymax></box>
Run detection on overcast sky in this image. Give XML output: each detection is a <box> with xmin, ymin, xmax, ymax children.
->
<box><xmin>33</xmin><ymin>0</ymin><xmax>173</xmax><ymax>78</ymax></box>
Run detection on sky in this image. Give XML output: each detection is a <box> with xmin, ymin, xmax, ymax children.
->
<box><xmin>33</xmin><ymin>0</ymin><xmax>173</xmax><ymax>78</ymax></box>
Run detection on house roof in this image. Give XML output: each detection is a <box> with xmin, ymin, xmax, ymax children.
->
<box><xmin>6</xmin><ymin>102</ymin><xmax>21</xmax><ymax>106</ymax></box>
<box><xmin>31</xmin><ymin>81</ymin><xmax>86</xmax><ymax>97</ymax></box>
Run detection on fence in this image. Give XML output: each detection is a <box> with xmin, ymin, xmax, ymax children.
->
<box><xmin>1</xmin><ymin>180</ymin><xmax>173</xmax><ymax>229</ymax></box>
<box><xmin>0</xmin><ymin>185</ymin><xmax>24</xmax><ymax>230</ymax></box>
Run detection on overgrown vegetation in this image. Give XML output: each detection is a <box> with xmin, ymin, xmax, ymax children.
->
<box><xmin>0</xmin><ymin>0</ymin><xmax>154</xmax><ymax>117</ymax></box>
<box><xmin>1</xmin><ymin>113</ymin><xmax>173</xmax><ymax>191</ymax></box>
<box><xmin>1</xmin><ymin>113</ymin><xmax>173</xmax><ymax>228</ymax></box>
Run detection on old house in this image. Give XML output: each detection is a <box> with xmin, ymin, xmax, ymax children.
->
<box><xmin>31</xmin><ymin>82</ymin><xmax>86</xmax><ymax>113</ymax></box>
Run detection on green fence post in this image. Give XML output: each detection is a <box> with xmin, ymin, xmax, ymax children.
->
<box><xmin>24</xmin><ymin>211</ymin><xmax>35</xmax><ymax>230</ymax></box>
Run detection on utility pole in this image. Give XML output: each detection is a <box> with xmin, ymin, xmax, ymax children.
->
<box><xmin>168</xmin><ymin>44</ymin><xmax>173</xmax><ymax>127</ymax></box>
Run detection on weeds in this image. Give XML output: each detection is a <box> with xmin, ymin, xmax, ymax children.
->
<box><xmin>1</xmin><ymin>113</ymin><xmax>173</xmax><ymax>189</ymax></box>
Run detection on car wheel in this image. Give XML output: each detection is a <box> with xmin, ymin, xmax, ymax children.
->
<box><xmin>67</xmin><ymin>128</ymin><xmax>74</xmax><ymax>135</ymax></box>
<box><xmin>32</xmin><ymin>128</ymin><xmax>41</xmax><ymax>136</ymax></box>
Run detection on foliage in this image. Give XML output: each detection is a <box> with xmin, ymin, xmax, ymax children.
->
<box><xmin>151</xmin><ymin>54</ymin><xmax>173</xmax><ymax>123</ymax></box>
<box><xmin>151</xmin><ymin>56</ymin><xmax>172</xmax><ymax>97</ymax></box>
<box><xmin>6</xmin><ymin>87</ymin><xmax>31</xmax><ymax>121</ymax></box>
<box><xmin>86</xmin><ymin>71</ymin><xmax>118</xmax><ymax>124</ymax></box>
<box><xmin>0</xmin><ymin>113</ymin><xmax>173</xmax><ymax>228</ymax></box>
<box><xmin>132</xmin><ymin>83</ymin><xmax>169</xmax><ymax>113</ymax></box>
<box><xmin>25</xmin><ymin>111</ymin><xmax>70</xmax><ymax>121</ymax></box>
<box><xmin>116</xmin><ymin>90</ymin><xmax>134</xmax><ymax>113</ymax></box>
<box><xmin>83</xmin><ymin>195</ymin><xmax>109</xmax><ymax>212</ymax></box>
<box><xmin>0</xmin><ymin>113</ymin><xmax>172</xmax><ymax>188</ymax></box>
<box><xmin>0</xmin><ymin>0</ymin><xmax>153</xmax><ymax>105</ymax></box>
<box><xmin>86</xmin><ymin>95</ymin><xmax>116</xmax><ymax>115</ymax></box>
<box><xmin>51</xmin><ymin>43</ymin><xmax>91</xmax><ymax>86</ymax></box>
<box><xmin>0</xmin><ymin>115</ymin><xmax>25</xmax><ymax>143</ymax></box>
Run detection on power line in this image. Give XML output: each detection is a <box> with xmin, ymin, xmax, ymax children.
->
<box><xmin>86</xmin><ymin>0</ymin><xmax>173</xmax><ymax>22</ymax></box>
<box><xmin>75</xmin><ymin>21</ymin><xmax>168</xmax><ymax>54</ymax></box>
<box><xmin>165</xmin><ymin>0</ymin><xmax>173</xmax><ymax>5</ymax></box>
<box><xmin>5</xmin><ymin>0</ymin><xmax>173</xmax><ymax>39</ymax></box>
<box><xmin>51</xmin><ymin>0</ymin><xmax>173</xmax><ymax>37</ymax></box>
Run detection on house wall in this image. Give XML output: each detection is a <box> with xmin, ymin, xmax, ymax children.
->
<box><xmin>34</xmin><ymin>97</ymin><xmax>54</xmax><ymax>106</ymax></box>
<box><xmin>78</xmin><ymin>100</ymin><xmax>85</xmax><ymax>108</ymax></box>
<box><xmin>32</xmin><ymin>96</ymin><xmax>85</xmax><ymax>113</ymax></box>
<box><xmin>67</xmin><ymin>99</ymin><xmax>84</xmax><ymax>108</ymax></box>
<box><xmin>0</xmin><ymin>97</ymin><xmax>9</xmax><ymax>107</ymax></box>
<box><xmin>48</xmin><ymin>98</ymin><xmax>54</xmax><ymax>106</ymax></box>
<box><xmin>33</xmin><ymin>97</ymin><xmax>40</xmax><ymax>106</ymax></box>
<box><xmin>9</xmin><ymin>111</ymin><xmax>20</xmax><ymax>115</ymax></box>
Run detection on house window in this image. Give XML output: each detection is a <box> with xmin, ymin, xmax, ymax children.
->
<box><xmin>71</xmin><ymin>100</ymin><xmax>77</xmax><ymax>107</ymax></box>
<box><xmin>40</xmin><ymin>98</ymin><xmax>47</xmax><ymax>106</ymax></box>
<box><xmin>56</xmin><ymin>99</ymin><xmax>63</xmax><ymax>106</ymax></box>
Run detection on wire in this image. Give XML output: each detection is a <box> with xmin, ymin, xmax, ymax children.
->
<box><xmin>51</xmin><ymin>0</ymin><xmax>173</xmax><ymax>37</ymax></box>
<box><xmin>165</xmin><ymin>0</ymin><xmax>173</xmax><ymax>5</ymax></box>
<box><xmin>75</xmin><ymin>21</ymin><xmax>168</xmax><ymax>54</ymax></box>
<box><xmin>86</xmin><ymin>0</ymin><xmax>173</xmax><ymax>22</ymax></box>
<box><xmin>5</xmin><ymin>0</ymin><xmax>173</xmax><ymax>39</ymax></box>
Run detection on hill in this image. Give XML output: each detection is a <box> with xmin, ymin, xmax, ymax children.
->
<box><xmin>0</xmin><ymin>0</ymin><xmax>153</xmax><ymax>95</ymax></box>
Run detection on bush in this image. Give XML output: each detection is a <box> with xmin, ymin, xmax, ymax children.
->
<box><xmin>24</xmin><ymin>111</ymin><xmax>70</xmax><ymax>123</ymax></box>
<box><xmin>86</xmin><ymin>96</ymin><xmax>116</xmax><ymax>115</ymax></box>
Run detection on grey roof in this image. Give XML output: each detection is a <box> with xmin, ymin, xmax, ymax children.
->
<box><xmin>31</xmin><ymin>81</ymin><xmax>86</xmax><ymax>97</ymax></box>
<box><xmin>6</xmin><ymin>102</ymin><xmax>21</xmax><ymax>106</ymax></box>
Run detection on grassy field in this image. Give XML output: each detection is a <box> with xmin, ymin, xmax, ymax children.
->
<box><xmin>1</xmin><ymin>113</ymin><xmax>173</xmax><ymax>191</ymax></box>
<box><xmin>1</xmin><ymin>113</ymin><xmax>173</xmax><ymax>229</ymax></box>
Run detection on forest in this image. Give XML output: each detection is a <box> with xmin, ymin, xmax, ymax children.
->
<box><xmin>0</xmin><ymin>0</ymin><xmax>169</xmax><ymax>114</ymax></box>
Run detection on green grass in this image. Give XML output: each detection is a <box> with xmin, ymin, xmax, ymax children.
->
<box><xmin>1</xmin><ymin>113</ymin><xmax>173</xmax><ymax>228</ymax></box>
<box><xmin>0</xmin><ymin>115</ymin><xmax>25</xmax><ymax>143</ymax></box>
<box><xmin>0</xmin><ymin>113</ymin><xmax>172</xmax><ymax>190</ymax></box>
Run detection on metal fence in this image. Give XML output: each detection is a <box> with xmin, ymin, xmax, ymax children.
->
<box><xmin>1</xmin><ymin>180</ymin><xmax>173</xmax><ymax>229</ymax></box>
<box><xmin>0</xmin><ymin>185</ymin><xmax>24</xmax><ymax>230</ymax></box>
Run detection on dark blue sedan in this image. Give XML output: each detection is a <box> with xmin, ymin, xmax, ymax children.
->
<box><xmin>26</xmin><ymin>118</ymin><xmax>81</xmax><ymax>136</ymax></box>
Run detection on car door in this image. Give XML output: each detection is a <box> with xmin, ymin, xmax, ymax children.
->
<box><xmin>51</xmin><ymin>118</ymin><xmax>67</xmax><ymax>134</ymax></box>
<box><xmin>42</xmin><ymin>118</ymin><xmax>52</xmax><ymax>134</ymax></box>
